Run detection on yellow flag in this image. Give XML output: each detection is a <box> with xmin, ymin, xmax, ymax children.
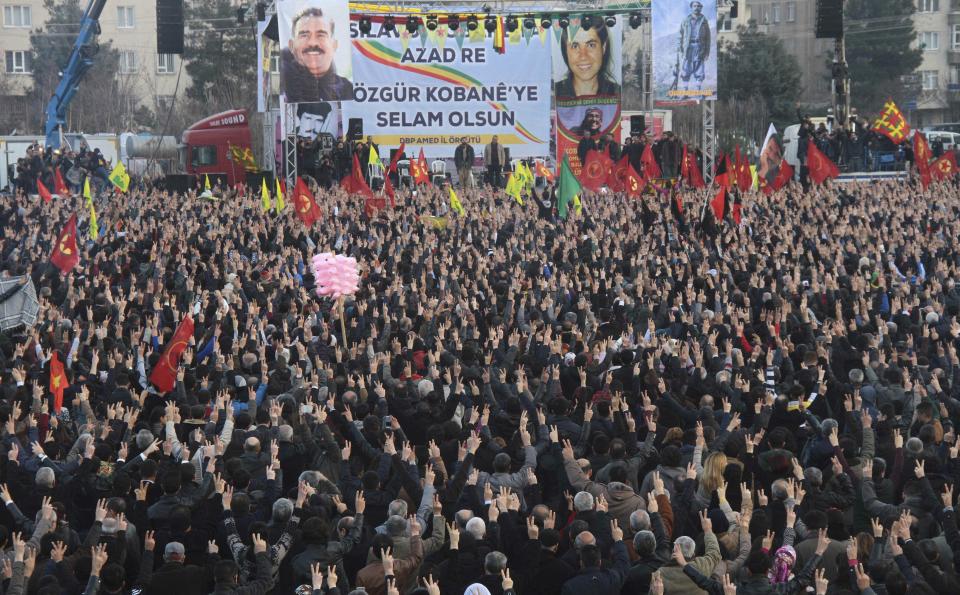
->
<box><xmin>88</xmin><ymin>195</ymin><xmax>99</xmax><ymax>240</ymax></box>
<box><xmin>108</xmin><ymin>162</ymin><xmax>130</xmax><ymax>192</ymax></box>
<box><xmin>368</xmin><ymin>144</ymin><xmax>381</xmax><ymax>167</ymax></box>
<box><xmin>83</xmin><ymin>177</ymin><xmax>92</xmax><ymax>201</ymax></box>
<box><xmin>260</xmin><ymin>178</ymin><xmax>272</xmax><ymax>212</ymax></box>
<box><xmin>275</xmin><ymin>178</ymin><xmax>285</xmax><ymax>212</ymax></box>
<box><xmin>505</xmin><ymin>174</ymin><xmax>523</xmax><ymax>205</ymax></box>
<box><xmin>448</xmin><ymin>186</ymin><xmax>465</xmax><ymax>216</ymax></box>
<box><xmin>573</xmin><ymin>193</ymin><xmax>582</xmax><ymax>216</ymax></box>
<box><xmin>204</xmin><ymin>174</ymin><xmax>211</xmax><ymax>191</ymax></box>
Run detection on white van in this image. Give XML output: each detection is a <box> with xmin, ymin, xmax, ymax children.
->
<box><xmin>925</xmin><ymin>130</ymin><xmax>960</xmax><ymax>152</ymax></box>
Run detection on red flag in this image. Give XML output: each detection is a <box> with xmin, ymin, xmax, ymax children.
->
<box><xmin>731</xmin><ymin>189</ymin><xmax>743</xmax><ymax>225</ymax></box>
<box><xmin>610</xmin><ymin>156</ymin><xmax>631</xmax><ymax>193</ymax></box>
<box><xmin>50</xmin><ymin>213</ymin><xmax>80</xmax><ymax>274</ymax></box>
<box><xmin>50</xmin><ymin>352</ymin><xmax>67</xmax><ymax>413</ymax></box>
<box><xmin>535</xmin><ymin>160</ymin><xmax>555</xmax><ymax>183</ymax></box>
<box><xmin>293</xmin><ymin>177</ymin><xmax>321</xmax><ymax>227</ymax></box>
<box><xmin>914</xmin><ymin>132</ymin><xmax>933</xmax><ymax>188</ymax></box>
<box><xmin>735</xmin><ymin>146</ymin><xmax>752</xmax><ymax>190</ymax></box>
<box><xmin>149</xmin><ymin>316</ymin><xmax>195</xmax><ymax>393</ymax></box>
<box><xmin>388</xmin><ymin>142</ymin><xmax>406</xmax><ymax>174</ymax></box>
<box><xmin>872</xmin><ymin>100</ymin><xmax>911</xmax><ymax>145</ymax></box>
<box><xmin>681</xmin><ymin>145</ymin><xmax>705</xmax><ymax>189</ymax></box>
<box><xmin>931</xmin><ymin>152</ymin><xmax>960</xmax><ymax>181</ymax></box>
<box><xmin>624</xmin><ymin>162</ymin><xmax>645</xmax><ymax>197</ymax></box>
<box><xmin>418</xmin><ymin>148</ymin><xmax>430</xmax><ymax>184</ymax></box>
<box><xmin>806</xmin><ymin>140</ymin><xmax>840</xmax><ymax>185</ymax></box>
<box><xmin>54</xmin><ymin>168</ymin><xmax>69</xmax><ymax>196</ymax></box>
<box><xmin>641</xmin><ymin>143</ymin><xmax>661</xmax><ymax>179</ymax></box>
<box><xmin>38</xmin><ymin>179</ymin><xmax>53</xmax><ymax>203</ymax></box>
<box><xmin>710</xmin><ymin>187</ymin><xmax>726</xmax><ymax>221</ymax></box>
<box><xmin>764</xmin><ymin>159</ymin><xmax>794</xmax><ymax>195</ymax></box>
<box><xmin>383</xmin><ymin>174</ymin><xmax>396</xmax><ymax>208</ymax></box>
<box><xmin>341</xmin><ymin>154</ymin><xmax>374</xmax><ymax>199</ymax></box>
<box><xmin>579</xmin><ymin>150</ymin><xmax>608</xmax><ymax>192</ymax></box>
<box><xmin>715</xmin><ymin>153</ymin><xmax>731</xmax><ymax>189</ymax></box>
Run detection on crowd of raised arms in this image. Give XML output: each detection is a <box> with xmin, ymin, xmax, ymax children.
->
<box><xmin>0</xmin><ymin>172</ymin><xmax>959</xmax><ymax>595</ymax></box>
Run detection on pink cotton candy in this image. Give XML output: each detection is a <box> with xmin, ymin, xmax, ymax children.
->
<box><xmin>311</xmin><ymin>253</ymin><xmax>360</xmax><ymax>299</ymax></box>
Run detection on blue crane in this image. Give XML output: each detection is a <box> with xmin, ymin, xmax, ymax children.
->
<box><xmin>43</xmin><ymin>0</ymin><xmax>108</xmax><ymax>148</ymax></box>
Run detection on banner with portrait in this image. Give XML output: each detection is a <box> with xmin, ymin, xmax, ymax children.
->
<box><xmin>652</xmin><ymin>0</ymin><xmax>718</xmax><ymax>103</ymax></box>
<box><xmin>277</xmin><ymin>0</ymin><xmax>353</xmax><ymax>142</ymax></box>
<box><xmin>552</xmin><ymin>17</ymin><xmax>623</xmax><ymax>176</ymax></box>
<box><xmin>341</xmin><ymin>16</ymin><xmax>552</xmax><ymax>159</ymax></box>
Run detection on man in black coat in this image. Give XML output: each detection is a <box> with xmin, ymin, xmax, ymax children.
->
<box><xmin>561</xmin><ymin>520</ymin><xmax>629</xmax><ymax>595</ymax></box>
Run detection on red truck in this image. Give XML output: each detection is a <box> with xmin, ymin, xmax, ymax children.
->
<box><xmin>181</xmin><ymin>109</ymin><xmax>254</xmax><ymax>188</ymax></box>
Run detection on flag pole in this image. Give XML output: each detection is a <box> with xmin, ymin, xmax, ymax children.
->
<box><xmin>338</xmin><ymin>296</ymin><xmax>349</xmax><ymax>350</ymax></box>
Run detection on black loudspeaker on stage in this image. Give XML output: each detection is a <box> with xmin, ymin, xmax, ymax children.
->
<box><xmin>348</xmin><ymin>118</ymin><xmax>363</xmax><ymax>141</ymax></box>
<box><xmin>630</xmin><ymin>115</ymin><xmax>646</xmax><ymax>136</ymax></box>
<box><xmin>157</xmin><ymin>0</ymin><xmax>185</xmax><ymax>54</ymax></box>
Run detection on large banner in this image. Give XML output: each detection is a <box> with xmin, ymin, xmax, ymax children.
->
<box><xmin>552</xmin><ymin>17</ymin><xmax>623</xmax><ymax>176</ymax></box>
<box><xmin>652</xmin><ymin>0</ymin><xmax>718</xmax><ymax>103</ymax></box>
<box><xmin>342</xmin><ymin>17</ymin><xmax>552</xmax><ymax>159</ymax></box>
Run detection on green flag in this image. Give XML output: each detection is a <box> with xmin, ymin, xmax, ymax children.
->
<box><xmin>557</xmin><ymin>155</ymin><xmax>582</xmax><ymax>219</ymax></box>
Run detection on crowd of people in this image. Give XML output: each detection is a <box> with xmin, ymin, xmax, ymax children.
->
<box><xmin>0</xmin><ymin>152</ymin><xmax>960</xmax><ymax>595</ymax></box>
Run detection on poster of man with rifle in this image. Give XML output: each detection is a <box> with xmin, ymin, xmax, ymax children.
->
<box><xmin>653</xmin><ymin>0</ymin><xmax>717</xmax><ymax>103</ymax></box>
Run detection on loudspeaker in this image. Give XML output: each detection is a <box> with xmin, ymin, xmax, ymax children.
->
<box><xmin>347</xmin><ymin>118</ymin><xmax>363</xmax><ymax>141</ymax></box>
<box><xmin>630</xmin><ymin>115</ymin><xmax>646</xmax><ymax>136</ymax></box>
<box><xmin>815</xmin><ymin>0</ymin><xmax>843</xmax><ymax>39</ymax></box>
<box><xmin>245</xmin><ymin>171</ymin><xmax>274</xmax><ymax>189</ymax></box>
<box><xmin>162</xmin><ymin>174</ymin><xmax>194</xmax><ymax>193</ymax></box>
<box><xmin>157</xmin><ymin>0</ymin><xmax>185</xmax><ymax>54</ymax></box>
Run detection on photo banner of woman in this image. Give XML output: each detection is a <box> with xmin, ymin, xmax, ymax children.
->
<box><xmin>652</xmin><ymin>0</ymin><xmax>718</xmax><ymax>103</ymax></box>
<box><xmin>552</xmin><ymin>17</ymin><xmax>623</xmax><ymax>176</ymax></box>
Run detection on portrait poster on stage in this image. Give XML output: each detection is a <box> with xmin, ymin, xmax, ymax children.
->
<box><xmin>277</xmin><ymin>0</ymin><xmax>353</xmax><ymax>138</ymax></box>
<box><xmin>652</xmin><ymin>0</ymin><xmax>718</xmax><ymax>103</ymax></box>
<box><xmin>341</xmin><ymin>16</ymin><xmax>552</xmax><ymax>159</ymax></box>
<box><xmin>552</xmin><ymin>17</ymin><xmax>623</xmax><ymax>176</ymax></box>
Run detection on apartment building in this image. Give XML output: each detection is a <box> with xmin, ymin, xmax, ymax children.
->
<box><xmin>912</xmin><ymin>0</ymin><xmax>958</xmax><ymax>126</ymax></box>
<box><xmin>0</xmin><ymin>0</ymin><xmax>187</xmax><ymax>122</ymax></box>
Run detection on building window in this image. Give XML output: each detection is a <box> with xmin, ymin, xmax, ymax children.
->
<box><xmin>951</xmin><ymin>64</ymin><xmax>960</xmax><ymax>85</ymax></box>
<box><xmin>772</xmin><ymin>3</ymin><xmax>781</xmax><ymax>23</ymax></box>
<box><xmin>918</xmin><ymin>0</ymin><xmax>939</xmax><ymax>11</ymax></box>
<box><xmin>922</xmin><ymin>70</ymin><xmax>940</xmax><ymax>90</ymax></box>
<box><xmin>3</xmin><ymin>5</ymin><xmax>30</xmax><ymax>27</ymax></box>
<box><xmin>921</xmin><ymin>31</ymin><xmax>939</xmax><ymax>50</ymax></box>
<box><xmin>155</xmin><ymin>95</ymin><xmax>174</xmax><ymax>111</ymax></box>
<box><xmin>119</xmin><ymin>50</ymin><xmax>137</xmax><ymax>74</ymax></box>
<box><xmin>4</xmin><ymin>50</ymin><xmax>31</xmax><ymax>73</ymax></box>
<box><xmin>718</xmin><ymin>14</ymin><xmax>733</xmax><ymax>32</ymax></box>
<box><xmin>117</xmin><ymin>6</ymin><xmax>134</xmax><ymax>28</ymax></box>
<box><xmin>269</xmin><ymin>51</ymin><xmax>279</xmax><ymax>73</ymax></box>
<box><xmin>786</xmin><ymin>1</ymin><xmax>796</xmax><ymax>22</ymax></box>
<box><xmin>157</xmin><ymin>53</ymin><xmax>175</xmax><ymax>74</ymax></box>
<box><xmin>953</xmin><ymin>24</ymin><xmax>960</xmax><ymax>49</ymax></box>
